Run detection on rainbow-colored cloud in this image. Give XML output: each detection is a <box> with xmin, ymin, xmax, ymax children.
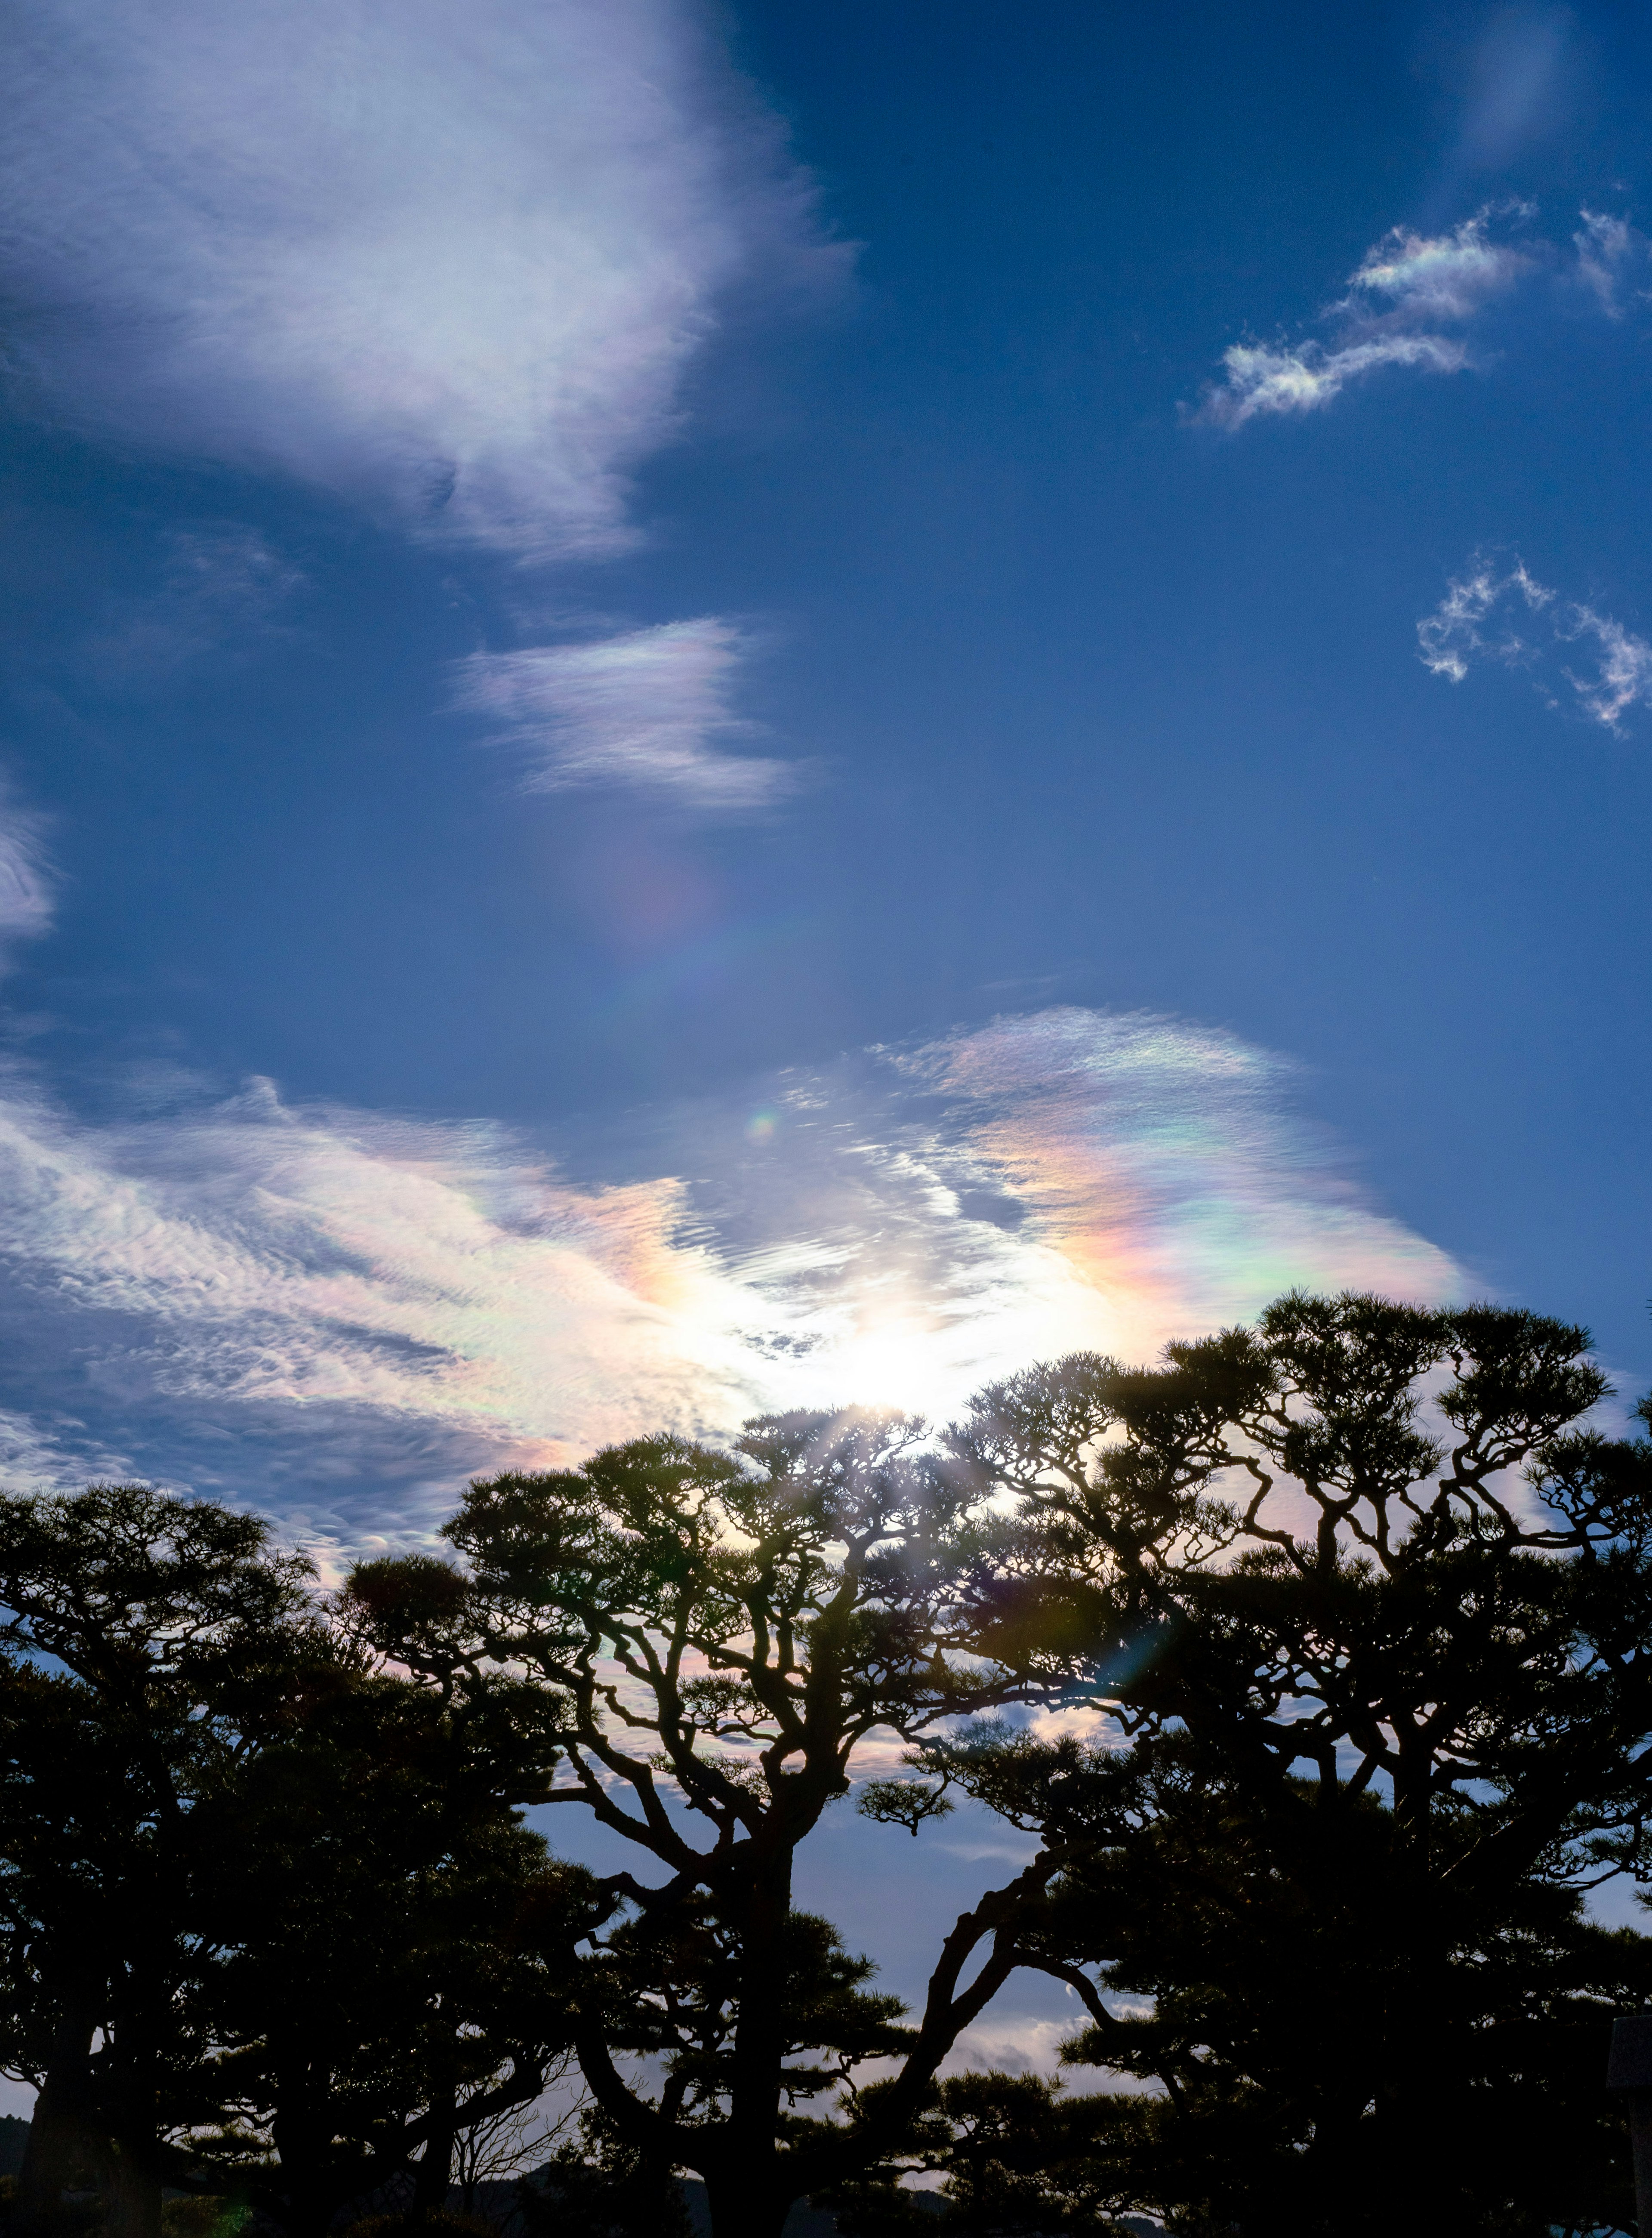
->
<box><xmin>0</xmin><ymin>1007</ymin><xmax>1464</xmax><ymax>1552</ymax></box>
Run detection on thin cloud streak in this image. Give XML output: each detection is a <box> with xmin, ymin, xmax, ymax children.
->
<box><xmin>1207</xmin><ymin>332</ymin><xmax>1470</xmax><ymax>426</ymax></box>
<box><xmin>0</xmin><ymin>0</ymin><xmax>841</xmax><ymax>556</ymax></box>
<box><xmin>451</xmin><ymin>620</ymin><xmax>799</xmax><ymax>807</ymax></box>
<box><xmin>1419</xmin><ymin>554</ymin><xmax>1652</xmax><ymax>732</ymax></box>
<box><xmin>0</xmin><ymin>793</ymin><xmax>54</xmax><ymax>963</ymax></box>
<box><xmin>0</xmin><ymin>1010</ymin><xmax>1465</xmax><ymax>1540</ymax></box>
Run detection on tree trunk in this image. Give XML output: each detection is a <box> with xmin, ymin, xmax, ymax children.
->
<box><xmin>411</xmin><ymin>2078</ymin><xmax>456</xmax><ymax>2223</ymax></box>
<box><xmin>103</xmin><ymin>1960</ymin><xmax>167</xmax><ymax>2238</ymax></box>
<box><xmin>271</xmin><ymin>2066</ymin><xmax>339</xmax><ymax>2238</ymax></box>
<box><xmin>99</xmin><ymin>2143</ymin><xmax>163</xmax><ymax>2238</ymax></box>
<box><xmin>15</xmin><ymin>1991</ymin><xmax>99</xmax><ymax>2238</ymax></box>
<box><xmin>703</xmin><ymin>2169</ymin><xmax>792</xmax><ymax>2238</ymax></box>
<box><xmin>715</xmin><ymin>1842</ymin><xmax>794</xmax><ymax>2238</ymax></box>
<box><xmin>1381</xmin><ymin>1740</ymin><xmax>1444</xmax><ymax>2237</ymax></box>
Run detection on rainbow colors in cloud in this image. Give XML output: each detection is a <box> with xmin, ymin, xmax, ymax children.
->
<box><xmin>0</xmin><ymin>1006</ymin><xmax>1463</xmax><ymax>1552</ymax></box>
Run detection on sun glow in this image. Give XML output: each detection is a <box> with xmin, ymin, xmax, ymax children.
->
<box><xmin>0</xmin><ymin>1007</ymin><xmax>1464</xmax><ymax>1531</ymax></box>
<box><xmin>822</xmin><ymin>1308</ymin><xmax>953</xmax><ymax>1411</ymax></box>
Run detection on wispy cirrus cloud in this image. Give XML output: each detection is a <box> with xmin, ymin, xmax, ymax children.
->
<box><xmin>0</xmin><ymin>0</ymin><xmax>842</xmax><ymax>557</ymax></box>
<box><xmin>1417</xmin><ymin>554</ymin><xmax>1554</xmax><ymax>681</ymax></box>
<box><xmin>1419</xmin><ymin>553</ymin><xmax>1652</xmax><ymax>732</ymax></box>
<box><xmin>1574</xmin><ymin>209</ymin><xmax>1640</xmax><ymax>317</ymax></box>
<box><xmin>1197</xmin><ymin>204</ymin><xmax>1645</xmax><ymax>428</ymax></box>
<box><xmin>0</xmin><ymin>1070</ymin><xmax>762</xmax><ymax>1542</ymax></box>
<box><xmin>0</xmin><ymin>793</ymin><xmax>54</xmax><ymax>965</ymax></box>
<box><xmin>0</xmin><ymin>1009</ymin><xmax>1464</xmax><ymax>1545</ymax></box>
<box><xmin>450</xmin><ymin>620</ymin><xmax>800</xmax><ymax>808</ymax></box>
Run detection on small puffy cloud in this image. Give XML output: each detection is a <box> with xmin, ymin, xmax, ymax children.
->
<box><xmin>1199</xmin><ymin>204</ymin><xmax>1646</xmax><ymax>429</ymax></box>
<box><xmin>1556</xmin><ymin>604</ymin><xmax>1652</xmax><ymax>729</ymax></box>
<box><xmin>450</xmin><ymin>619</ymin><xmax>798</xmax><ymax>809</ymax></box>
<box><xmin>1419</xmin><ymin>554</ymin><xmax>1652</xmax><ymax>734</ymax></box>
<box><xmin>943</xmin><ymin>2016</ymin><xmax>1075</xmax><ymax>2081</ymax></box>
<box><xmin>0</xmin><ymin>0</ymin><xmax>841</xmax><ymax>557</ymax></box>
<box><xmin>1208</xmin><ymin>333</ymin><xmax>1470</xmax><ymax>426</ymax></box>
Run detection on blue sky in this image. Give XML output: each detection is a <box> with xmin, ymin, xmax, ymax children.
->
<box><xmin>1</xmin><ymin>0</ymin><xmax>1651</xmax><ymax>2098</ymax></box>
<box><xmin>0</xmin><ymin>0</ymin><xmax>1646</xmax><ymax>1530</ymax></box>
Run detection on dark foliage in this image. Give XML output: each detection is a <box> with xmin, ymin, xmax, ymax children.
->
<box><xmin>342</xmin><ymin>1417</ymin><xmax>1071</xmax><ymax>2238</ymax></box>
<box><xmin>906</xmin><ymin>1296</ymin><xmax>1652</xmax><ymax>2235</ymax></box>
<box><xmin>5</xmin><ymin>1296</ymin><xmax>1652</xmax><ymax>2238</ymax></box>
<box><xmin>518</xmin><ymin>2109</ymin><xmax>691</xmax><ymax>2238</ymax></box>
<box><xmin>0</xmin><ymin>1487</ymin><xmax>575</xmax><ymax>2238</ymax></box>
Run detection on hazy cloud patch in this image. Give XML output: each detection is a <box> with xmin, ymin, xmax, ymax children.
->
<box><xmin>89</xmin><ymin>526</ymin><xmax>307</xmax><ymax>676</ymax></box>
<box><xmin>1449</xmin><ymin>5</ymin><xmax>1575</xmax><ymax>173</ymax></box>
<box><xmin>1574</xmin><ymin>209</ymin><xmax>1639</xmax><ymax>316</ymax></box>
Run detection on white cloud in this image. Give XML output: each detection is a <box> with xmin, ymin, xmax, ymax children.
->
<box><xmin>0</xmin><ymin>0</ymin><xmax>840</xmax><ymax>556</ymax></box>
<box><xmin>1416</xmin><ymin>555</ymin><xmax>1553</xmax><ymax>683</ymax></box>
<box><xmin>1349</xmin><ymin>214</ymin><xmax>1531</xmax><ymax>321</ymax></box>
<box><xmin>0</xmin><ymin>1009</ymin><xmax>1465</xmax><ymax>1540</ymax></box>
<box><xmin>940</xmin><ymin>2007</ymin><xmax>1158</xmax><ymax>2085</ymax></box>
<box><xmin>942</xmin><ymin>2016</ymin><xmax>1074</xmax><ymax>2080</ymax></box>
<box><xmin>450</xmin><ymin>619</ymin><xmax>798</xmax><ymax>807</ymax></box>
<box><xmin>1199</xmin><ymin>210</ymin><xmax>1529</xmax><ymax>428</ymax></box>
<box><xmin>1199</xmin><ymin>203</ymin><xmax>1649</xmax><ymax>428</ymax></box>
<box><xmin>1556</xmin><ymin>603</ymin><xmax>1652</xmax><ymax>729</ymax></box>
<box><xmin>1419</xmin><ymin>553</ymin><xmax>1652</xmax><ymax>732</ymax></box>
<box><xmin>0</xmin><ymin>1407</ymin><xmax>130</xmax><ymax>1493</ymax></box>
<box><xmin>1206</xmin><ymin>333</ymin><xmax>1470</xmax><ymax>426</ymax></box>
<box><xmin>0</xmin><ymin>1071</ymin><xmax>762</xmax><ymax>1483</ymax></box>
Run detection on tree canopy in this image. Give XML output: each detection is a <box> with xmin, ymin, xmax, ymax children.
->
<box><xmin>0</xmin><ymin>1486</ymin><xmax>577</xmax><ymax>2238</ymax></box>
<box><xmin>3</xmin><ymin>1293</ymin><xmax>1652</xmax><ymax>2238</ymax></box>
<box><xmin>343</xmin><ymin>1415</ymin><xmax>1069</xmax><ymax>2238</ymax></box>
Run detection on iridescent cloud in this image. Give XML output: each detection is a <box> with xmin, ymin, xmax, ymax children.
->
<box><xmin>0</xmin><ymin>1009</ymin><xmax>1465</xmax><ymax>1550</ymax></box>
<box><xmin>1195</xmin><ymin>204</ymin><xmax>1643</xmax><ymax>428</ymax></box>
